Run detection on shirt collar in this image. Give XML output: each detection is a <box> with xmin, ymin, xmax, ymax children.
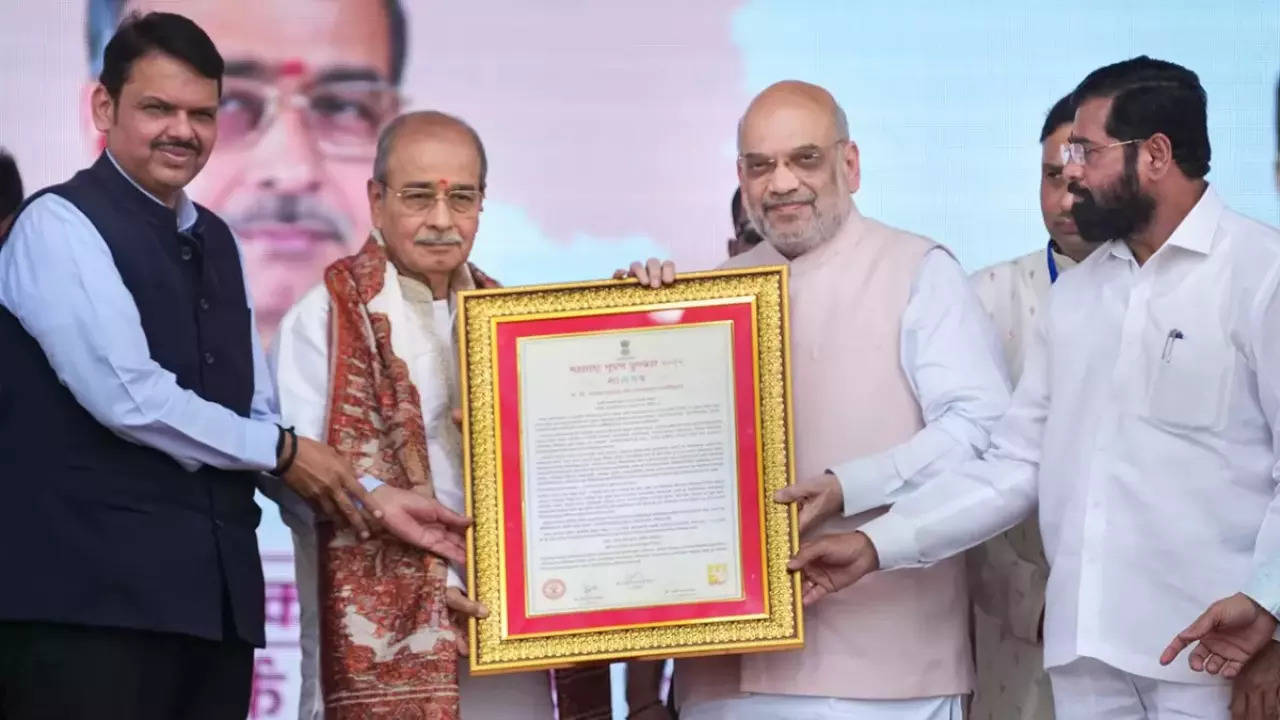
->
<box><xmin>1048</xmin><ymin>239</ymin><xmax>1079</xmax><ymax>272</ymax></box>
<box><xmin>1103</xmin><ymin>185</ymin><xmax>1223</xmax><ymax>264</ymax></box>
<box><xmin>1106</xmin><ymin>240</ymin><xmax>1134</xmax><ymax>263</ymax></box>
<box><xmin>105</xmin><ymin>150</ymin><xmax>199</xmax><ymax>231</ymax></box>
<box><xmin>1163</xmin><ymin>184</ymin><xmax>1222</xmax><ymax>256</ymax></box>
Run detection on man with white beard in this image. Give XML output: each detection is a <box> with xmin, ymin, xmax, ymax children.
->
<box><xmin>623</xmin><ymin>79</ymin><xmax>1010</xmax><ymax>720</ymax></box>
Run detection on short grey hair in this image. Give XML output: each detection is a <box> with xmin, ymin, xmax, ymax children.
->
<box><xmin>736</xmin><ymin>98</ymin><xmax>850</xmax><ymax>153</ymax></box>
<box><xmin>832</xmin><ymin>102</ymin><xmax>850</xmax><ymax>142</ymax></box>
<box><xmin>372</xmin><ymin>110</ymin><xmax>489</xmax><ymax>192</ymax></box>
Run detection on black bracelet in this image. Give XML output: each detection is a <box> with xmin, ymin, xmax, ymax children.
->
<box><xmin>281</xmin><ymin>429</ymin><xmax>298</xmax><ymax>475</ymax></box>
<box><xmin>274</xmin><ymin>424</ymin><xmax>288</xmax><ymax>461</ymax></box>
<box><xmin>626</xmin><ymin>700</ymin><xmax>664</xmax><ymax>719</ymax></box>
<box><xmin>272</xmin><ymin>425</ymin><xmax>298</xmax><ymax>476</ymax></box>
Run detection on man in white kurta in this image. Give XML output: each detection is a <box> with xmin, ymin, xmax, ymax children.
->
<box><xmin>966</xmin><ymin>92</ymin><xmax>1094</xmax><ymax>720</ymax></box>
<box><xmin>273</xmin><ymin>111</ymin><xmax>554</xmax><ymax>718</ymax></box>
<box><xmin>789</xmin><ymin>57</ymin><xmax>1280</xmax><ymax>720</ymax></box>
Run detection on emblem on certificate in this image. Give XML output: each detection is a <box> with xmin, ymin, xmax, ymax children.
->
<box><xmin>457</xmin><ymin>266</ymin><xmax>802</xmax><ymax>674</ymax></box>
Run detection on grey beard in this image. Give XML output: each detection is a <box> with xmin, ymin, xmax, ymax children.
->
<box><xmin>749</xmin><ymin>195</ymin><xmax>851</xmax><ymax>259</ymax></box>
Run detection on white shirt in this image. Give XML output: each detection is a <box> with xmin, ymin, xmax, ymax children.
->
<box><xmin>863</xmin><ymin>187</ymin><xmax>1280</xmax><ymax>684</ymax></box>
<box><xmin>273</xmin><ymin>278</ymin><xmax>552</xmax><ymax>719</ymax></box>
<box><xmin>966</xmin><ymin>245</ymin><xmax>1076</xmax><ymax>720</ymax></box>
<box><xmin>830</xmin><ymin>249</ymin><xmax>1011</xmax><ymax>516</ymax></box>
<box><xmin>1247</xmin><ymin>558</ymin><xmax>1280</xmax><ymax>618</ymax></box>
<box><xmin>680</xmin><ymin>694</ymin><xmax>962</xmax><ymax>720</ymax></box>
<box><xmin>275</xmin><ymin>281</ymin><xmax>467</xmax><ymax>586</ymax></box>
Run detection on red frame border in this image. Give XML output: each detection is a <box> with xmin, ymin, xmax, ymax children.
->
<box><xmin>494</xmin><ymin>301</ymin><xmax>766</xmax><ymax>637</ymax></box>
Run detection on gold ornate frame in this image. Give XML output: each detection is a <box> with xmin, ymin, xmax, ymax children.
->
<box><xmin>457</xmin><ymin>266</ymin><xmax>801</xmax><ymax>674</ymax></box>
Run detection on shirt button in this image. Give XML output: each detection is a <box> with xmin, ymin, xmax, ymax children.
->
<box><xmin>180</xmin><ymin>246</ymin><xmax>193</xmax><ymax>261</ymax></box>
<box><xmin>199</xmin><ymin>298</ymin><xmax>210</xmax><ymax>311</ymax></box>
<box><xmin>204</xmin><ymin>352</ymin><xmax>215</xmax><ymax>365</ymax></box>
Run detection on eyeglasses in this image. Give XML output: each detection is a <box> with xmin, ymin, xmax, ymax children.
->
<box><xmin>1060</xmin><ymin>138</ymin><xmax>1142</xmax><ymax>166</ymax></box>
<box><xmin>379</xmin><ymin>182</ymin><xmax>483</xmax><ymax>216</ymax></box>
<box><xmin>738</xmin><ymin>140</ymin><xmax>846</xmax><ymax>180</ymax></box>
<box><xmin>216</xmin><ymin>76</ymin><xmax>400</xmax><ymax>159</ymax></box>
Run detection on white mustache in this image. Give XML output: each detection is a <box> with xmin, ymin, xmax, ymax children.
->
<box><xmin>763</xmin><ymin>194</ymin><xmax>816</xmax><ymax>211</ymax></box>
<box><xmin>414</xmin><ymin>231</ymin><xmax>463</xmax><ymax>246</ymax></box>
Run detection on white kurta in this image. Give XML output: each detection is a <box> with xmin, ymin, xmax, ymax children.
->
<box><xmin>966</xmin><ymin>244</ymin><xmax>1077</xmax><ymax>720</ymax></box>
<box><xmin>273</xmin><ymin>275</ymin><xmax>553</xmax><ymax>719</ymax></box>
<box><xmin>680</xmin><ymin>694</ymin><xmax>961</xmax><ymax>720</ymax></box>
<box><xmin>1048</xmin><ymin>656</ymin><xmax>1230</xmax><ymax>720</ymax></box>
<box><xmin>864</xmin><ymin>188</ymin><xmax>1280</xmax><ymax>699</ymax></box>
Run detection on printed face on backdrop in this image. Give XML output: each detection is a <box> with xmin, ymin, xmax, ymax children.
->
<box><xmin>87</xmin><ymin>1</ymin><xmax>753</xmax><ymax>330</ymax></box>
<box><xmin>100</xmin><ymin>0</ymin><xmax>400</xmax><ymax>340</ymax></box>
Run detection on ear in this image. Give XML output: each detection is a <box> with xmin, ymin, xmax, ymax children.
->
<box><xmin>842</xmin><ymin>140</ymin><xmax>861</xmax><ymax>194</ymax></box>
<box><xmin>83</xmin><ymin>83</ymin><xmax>109</xmax><ymax>155</ymax></box>
<box><xmin>1142</xmin><ymin>133</ymin><xmax>1174</xmax><ymax>181</ymax></box>
<box><xmin>90</xmin><ymin>84</ymin><xmax>116</xmax><ymax>136</ymax></box>
<box><xmin>367</xmin><ymin>178</ymin><xmax>385</xmax><ymax>230</ymax></box>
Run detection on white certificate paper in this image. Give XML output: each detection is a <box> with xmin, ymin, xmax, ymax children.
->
<box><xmin>516</xmin><ymin>321</ymin><xmax>743</xmax><ymax>616</ymax></box>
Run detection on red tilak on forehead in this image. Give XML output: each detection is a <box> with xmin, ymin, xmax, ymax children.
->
<box><xmin>436</xmin><ymin>179</ymin><xmax>450</xmax><ymax>189</ymax></box>
<box><xmin>278</xmin><ymin>58</ymin><xmax>309</xmax><ymax>77</ymax></box>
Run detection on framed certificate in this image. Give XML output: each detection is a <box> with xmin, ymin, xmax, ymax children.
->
<box><xmin>456</xmin><ymin>266</ymin><xmax>802</xmax><ymax>674</ymax></box>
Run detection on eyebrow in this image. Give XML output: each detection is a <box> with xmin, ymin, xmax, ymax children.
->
<box><xmin>400</xmin><ymin>182</ymin><xmax>480</xmax><ymax>191</ymax></box>
<box><xmin>314</xmin><ymin>65</ymin><xmax>384</xmax><ymax>84</ymax></box>
<box><xmin>1067</xmin><ymin>134</ymin><xmax>1099</xmax><ymax>147</ymax></box>
<box><xmin>741</xmin><ymin>143</ymin><xmax>824</xmax><ymax>158</ymax></box>
<box><xmin>223</xmin><ymin>60</ymin><xmax>267</xmax><ymax>79</ymax></box>
<box><xmin>221</xmin><ymin>61</ymin><xmax>384</xmax><ymax>85</ymax></box>
<box><xmin>137</xmin><ymin>95</ymin><xmax>218</xmax><ymax>115</ymax></box>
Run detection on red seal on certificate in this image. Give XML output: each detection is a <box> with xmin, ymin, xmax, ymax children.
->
<box><xmin>542</xmin><ymin>578</ymin><xmax>566</xmax><ymax>600</ymax></box>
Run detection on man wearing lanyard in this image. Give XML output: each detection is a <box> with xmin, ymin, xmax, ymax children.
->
<box><xmin>965</xmin><ymin>91</ymin><xmax>1094</xmax><ymax>720</ymax></box>
<box><xmin>0</xmin><ymin>13</ymin><xmax>468</xmax><ymax>719</ymax></box>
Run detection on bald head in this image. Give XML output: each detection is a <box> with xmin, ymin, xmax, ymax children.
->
<box><xmin>373</xmin><ymin>110</ymin><xmax>488</xmax><ymax>191</ymax></box>
<box><xmin>738</xmin><ymin>81</ymin><xmax>849</xmax><ymax>153</ymax></box>
<box><xmin>735</xmin><ymin>81</ymin><xmax>858</xmax><ymax>259</ymax></box>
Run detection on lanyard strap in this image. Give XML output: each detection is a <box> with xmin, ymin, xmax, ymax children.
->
<box><xmin>1046</xmin><ymin>239</ymin><xmax>1060</xmax><ymax>284</ymax></box>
